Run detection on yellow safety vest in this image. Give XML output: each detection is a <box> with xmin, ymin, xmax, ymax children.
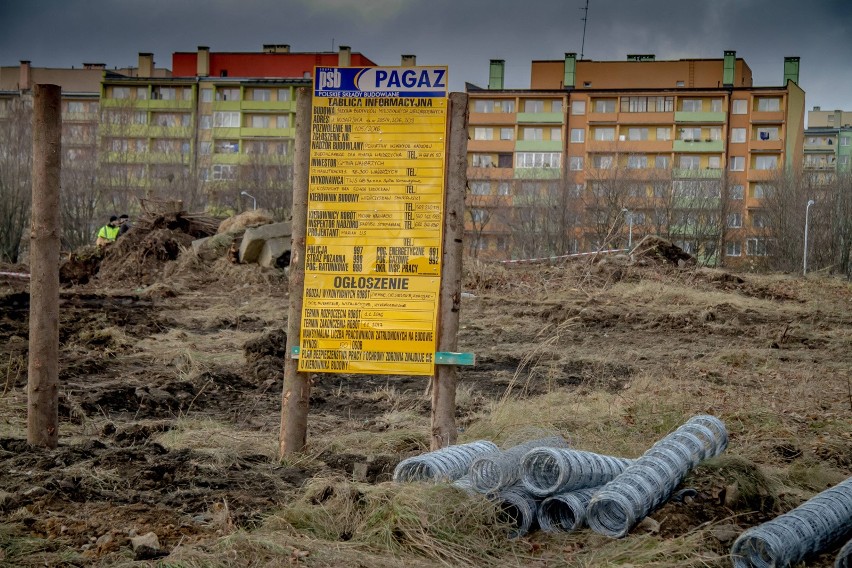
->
<box><xmin>97</xmin><ymin>224</ymin><xmax>119</xmax><ymax>241</ymax></box>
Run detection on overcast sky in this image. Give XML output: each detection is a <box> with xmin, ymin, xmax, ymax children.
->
<box><xmin>2</xmin><ymin>0</ymin><xmax>851</xmax><ymax>118</ymax></box>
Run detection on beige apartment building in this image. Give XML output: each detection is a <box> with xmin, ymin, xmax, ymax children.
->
<box><xmin>466</xmin><ymin>51</ymin><xmax>805</xmax><ymax>267</ymax></box>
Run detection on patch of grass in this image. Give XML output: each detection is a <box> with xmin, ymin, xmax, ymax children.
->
<box><xmin>155</xmin><ymin>417</ymin><xmax>277</xmax><ymax>466</ymax></box>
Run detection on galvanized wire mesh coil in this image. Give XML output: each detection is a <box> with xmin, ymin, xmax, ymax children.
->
<box><xmin>494</xmin><ymin>485</ymin><xmax>539</xmax><ymax>539</ymax></box>
<box><xmin>520</xmin><ymin>447</ymin><xmax>633</xmax><ymax>497</ymax></box>
<box><xmin>586</xmin><ymin>415</ymin><xmax>728</xmax><ymax>538</ymax></box>
<box><xmin>469</xmin><ymin>436</ymin><xmax>571</xmax><ymax>494</ymax></box>
<box><xmin>836</xmin><ymin>536</ymin><xmax>852</xmax><ymax>568</ymax></box>
<box><xmin>450</xmin><ymin>475</ymin><xmax>478</xmax><ymax>496</ymax></box>
<box><xmin>730</xmin><ymin>475</ymin><xmax>852</xmax><ymax>568</ymax></box>
<box><xmin>392</xmin><ymin>440</ymin><xmax>499</xmax><ymax>483</ymax></box>
<box><xmin>537</xmin><ymin>487</ymin><xmax>600</xmax><ymax>533</ymax></box>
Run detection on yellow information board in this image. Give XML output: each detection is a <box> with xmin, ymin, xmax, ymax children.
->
<box><xmin>299</xmin><ymin>66</ymin><xmax>449</xmax><ymax>375</ymax></box>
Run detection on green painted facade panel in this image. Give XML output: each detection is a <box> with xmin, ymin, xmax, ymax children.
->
<box><xmin>517</xmin><ymin>112</ymin><xmax>564</xmax><ymax>124</ymax></box>
<box><xmin>212</xmin><ymin>101</ymin><xmax>241</xmax><ymax>111</ymax></box>
<box><xmin>514</xmin><ymin>168</ymin><xmax>562</xmax><ymax>179</ymax></box>
<box><xmin>673</xmin><ymin>140</ymin><xmax>724</xmax><ymax>153</ymax></box>
<box><xmin>672</xmin><ymin>168</ymin><xmax>723</xmax><ymax>179</ymax></box>
<box><xmin>514</xmin><ymin>140</ymin><xmax>563</xmax><ymax>152</ymax></box>
<box><xmin>674</xmin><ymin>111</ymin><xmax>726</xmax><ymax>123</ymax></box>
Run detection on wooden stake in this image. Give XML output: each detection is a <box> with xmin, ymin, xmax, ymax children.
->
<box><xmin>279</xmin><ymin>88</ymin><xmax>312</xmax><ymax>456</ymax></box>
<box><xmin>431</xmin><ymin>92</ymin><xmax>469</xmax><ymax>450</ymax></box>
<box><xmin>27</xmin><ymin>84</ymin><xmax>61</xmax><ymax>448</ymax></box>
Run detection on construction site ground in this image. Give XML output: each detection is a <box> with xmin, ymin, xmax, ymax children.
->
<box><xmin>0</xmin><ymin>236</ymin><xmax>850</xmax><ymax>567</ymax></box>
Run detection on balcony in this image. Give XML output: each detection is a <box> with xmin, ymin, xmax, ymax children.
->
<box><xmin>673</xmin><ymin>140</ymin><xmax>724</xmax><ymax>153</ymax></box>
<box><xmin>750</xmin><ymin>139</ymin><xmax>783</xmax><ymax>152</ymax></box>
<box><xmin>241</xmin><ymin>100</ymin><xmax>295</xmax><ymax>112</ymax></box>
<box><xmin>516</xmin><ymin>112</ymin><xmax>564</xmax><ymax>124</ymax></box>
<box><xmin>514</xmin><ymin>140</ymin><xmax>562</xmax><ymax>152</ymax></box>
<box><xmin>587</xmin><ymin>111</ymin><xmax>618</xmax><ymax>123</ymax></box>
<box><xmin>240</xmin><ymin>127</ymin><xmax>295</xmax><ymax>138</ymax></box>
<box><xmin>747</xmin><ymin>169</ymin><xmax>777</xmax><ymax>181</ymax></box>
<box><xmin>469</xmin><ymin>112</ymin><xmax>516</xmax><ymax>125</ymax></box>
<box><xmin>514</xmin><ymin>167</ymin><xmax>561</xmax><ymax>179</ymax></box>
<box><xmin>467</xmin><ymin>139</ymin><xmax>514</xmax><ymax>152</ymax></box>
<box><xmin>62</xmin><ymin>112</ymin><xmax>99</xmax><ymax>122</ymax></box>
<box><xmin>466</xmin><ymin>166</ymin><xmax>514</xmax><ymax>180</ymax></box>
<box><xmin>804</xmin><ymin>143</ymin><xmax>834</xmax><ymax>152</ymax></box>
<box><xmin>750</xmin><ymin>111</ymin><xmax>784</xmax><ymax>123</ymax></box>
<box><xmin>212</xmin><ymin>101</ymin><xmax>241</xmax><ymax>111</ymax></box>
<box><xmin>672</xmin><ymin>168</ymin><xmax>723</xmax><ymax>179</ymax></box>
<box><xmin>675</xmin><ymin>111</ymin><xmax>726</xmax><ymax>123</ymax></box>
<box><xmin>617</xmin><ymin>111</ymin><xmax>674</xmax><ymax>124</ymax></box>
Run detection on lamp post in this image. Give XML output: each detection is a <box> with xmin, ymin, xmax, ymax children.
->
<box><xmin>803</xmin><ymin>199</ymin><xmax>815</xmax><ymax>275</ymax></box>
<box><xmin>240</xmin><ymin>191</ymin><xmax>257</xmax><ymax>210</ymax></box>
<box><xmin>622</xmin><ymin>207</ymin><xmax>633</xmax><ymax>250</ymax></box>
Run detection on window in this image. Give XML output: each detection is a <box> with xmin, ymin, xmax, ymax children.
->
<box><xmin>250</xmin><ymin>115</ymin><xmax>271</xmax><ymax>128</ymax></box>
<box><xmin>676</xmin><ymin>81</ymin><xmax>685</xmax><ymax>87</ymax></box>
<box><xmin>751</xmin><ymin>212</ymin><xmax>769</xmax><ymax>228</ymax></box>
<box><xmin>841</xmin><ymin>156</ymin><xmax>850</xmax><ymax>166</ymax></box>
<box><xmin>681</xmin><ymin>99</ymin><xmax>702</xmax><ymax>112</ymax></box>
<box><xmin>752</xmin><ymin>184</ymin><xmax>774</xmax><ymax>199</ymax></box>
<box><xmin>278</xmin><ymin>89</ymin><xmax>291</xmax><ymax>102</ymax></box>
<box><xmin>656</xmin><ymin>127</ymin><xmax>671</xmax><ymax>141</ymax></box>
<box><xmin>200</xmin><ymin>142</ymin><xmax>212</xmax><ymax>155</ymax></box>
<box><xmin>215</xmin><ymin>140</ymin><xmax>240</xmax><ymax>154</ymax></box>
<box><xmin>632</xmin><ymin>212</ymin><xmax>646</xmax><ymax>226</ymax></box>
<box><xmin>523</xmin><ymin>127</ymin><xmax>543</xmax><ymax>141</ymax></box>
<box><xmin>523</xmin><ymin>100</ymin><xmax>544</xmax><ymax>113</ymax></box>
<box><xmin>550</xmin><ymin>128</ymin><xmax>562</xmax><ymax>142</ymax></box>
<box><xmin>569</xmin><ymin>184</ymin><xmax>584</xmax><ymax>197</ymax></box>
<box><xmin>757</xmin><ymin>97</ymin><xmax>781</xmax><ymax>112</ymax></box>
<box><xmin>569</xmin><ymin>156</ymin><xmax>584</xmax><ymax>170</ymax></box>
<box><xmin>470</xmin><ymin>181</ymin><xmax>491</xmax><ymax>195</ymax></box>
<box><xmin>277</xmin><ymin>115</ymin><xmax>290</xmax><ymax>129</ymax></box>
<box><xmin>593</xmin><ymin>127</ymin><xmax>615</xmax><ymax>141</ymax></box>
<box><xmin>570</xmin><ymin>128</ymin><xmax>585</xmax><ymax>143</ymax></box>
<box><xmin>621</xmin><ymin>96</ymin><xmax>673</xmax><ymax>112</ymax></box>
<box><xmin>474</xmin><ymin>100</ymin><xmax>515</xmax><ymax>113</ymax></box>
<box><xmin>627</xmin><ymin>155</ymin><xmax>648</xmax><ymax>169</ymax></box>
<box><xmin>497</xmin><ymin>182</ymin><xmax>510</xmax><ymax>195</ymax></box>
<box><xmin>709</xmin><ymin>127</ymin><xmax>722</xmax><ymax>141</ymax></box>
<box><xmin>213</xmin><ymin>111</ymin><xmax>240</xmax><ymax>127</ymax></box>
<box><xmin>551</xmin><ymin>100</ymin><xmax>563</xmax><ymax>113</ymax></box>
<box><xmin>516</xmin><ymin>152</ymin><xmax>561</xmax><ymax>168</ymax></box>
<box><xmin>474</xmin><ymin>128</ymin><xmax>493</xmax><ymax>140</ymax></box>
<box><xmin>152</xmin><ymin>87</ymin><xmax>176</xmax><ymax>100</ymax></box>
<box><xmin>470</xmin><ymin>209</ymin><xmax>487</xmax><ymax>223</ymax></box>
<box><xmin>592</xmin><ymin>154</ymin><xmax>614</xmax><ymax>169</ymax></box>
<box><xmin>841</xmin><ymin>136</ymin><xmax>850</xmax><ymax>146</ymax></box>
<box><xmin>754</xmin><ymin>156</ymin><xmax>778</xmax><ymax>170</ymax></box>
<box><xmin>216</xmin><ymin>88</ymin><xmax>240</xmax><ymax>101</ymax></box>
<box><xmin>152</xmin><ymin>112</ymin><xmax>191</xmax><ymax>127</ymax></box>
<box><xmin>199</xmin><ymin>115</ymin><xmax>211</xmax><ymax>129</ymax></box>
<box><xmin>679</xmin><ymin>156</ymin><xmax>700</xmax><ymax>169</ymax></box>
<box><xmin>628</xmin><ymin>128</ymin><xmax>649</xmax><ymax>141</ymax></box>
<box><xmin>593</xmin><ymin>99</ymin><xmax>616</xmax><ymax>113</ymax></box>
<box><xmin>756</xmin><ymin>127</ymin><xmax>779</xmax><ymax>141</ymax></box>
<box><xmin>710</xmin><ymin>99</ymin><xmax>723</xmax><ymax>112</ymax></box>
<box><xmin>498</xmin><ymin>153</ymin><xmax>512</xmax><ymax>167</ymax></box>
<box><xmin>708</xmin><ymin>156</ymin><xmax>721</xmax><ymax>169</ymax></box>
<box><xmin>136</xmin><ymin>87</ymin><xmax>148</xmax><ymax>100</ymax></box>
<box><xmin>251</xmin><ymin>89</ymin><xmax>271</xmax><ymax>101</ymax></box>
<box><xmin>500</xmin><ymin>128</ymin><xmax>514</xmax><ymax>140</ymax></box>
<box><xmin>180</xmin><ymin>141</ymin><xmax>191</xmax><ymax>154</ymax></box>
<box><xmin>729</xmin><ymin>156</ymin><xmax>745</xmax><ymax>171</ymax></box>
<box><xmin>746</xmin><ymin>238</ymin><xmax>768</xmax><ymax>256</ymax></box>
<box><xmin>212</xmin><ymin>164</ymin><xmax>236</xmax><ymax>180</ymax></box>
<box><xmin>571</xmin><ymin>100</ymin><xmax>586</xmax><ymax>115</ymax></box>
<box><xmin>731</xmin><ymin>128</ymin><xmax>746</xmax><ymax>143</ymax></box>
<box><xmin>727</xmin><ymin>213</ymin><xmax>742</xmax><ymax>228</ymax></box>
<box><xmin>732</xmin><ymin>99</ymin><xmax>748</xmax><ymax>114</ymax></box>
<box><xmin>680</xmin><ymin>127</ymin><xmax>701</xmax><ymax>141</ymax></box>
<box><xmin>655</xmin><ymin>155</ymin><xmax>670</xmax><ymax>169</ymax></box>
<box><xmin>471</xmin><ymin>153</ymin><xmax>493</xmax><ymax>167</ymax></box>
<box><xmin>730</xmin><ymin>185</ymin><xmax>744</xmax><ymax>199</ymax></box>
<box><xmin>132</xmin><ymin>111</ymin><xmax>147</xmax><ymax>125</ymax></box>
<box><xmin>201</xmin><ymin>88</ymin><xmax>213</xmax><ymax>102</ymax></box>
<box><xmin>112</xmin><ymin>87</ymin><xmax>130</xmax><ymax>99</ymax></box>
<box><xmin>726</xmin><ymin>241</ymin><xmax>742</xmax><ymax>256</ymax></box>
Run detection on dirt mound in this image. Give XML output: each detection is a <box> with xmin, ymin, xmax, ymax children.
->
<box><xmin>59</xmin><ymin>246</ymin><xmax>104</xmax><ymax>286</ymax></box>
<box><xmin>631</xmin><ymin>235</ymin><xmax>695</xmax><ymax>266</ymax></box>
<box><xmin>244</xmin><ymin>328</ymin><xmax>287</xmax><ymax>381</ymax></box>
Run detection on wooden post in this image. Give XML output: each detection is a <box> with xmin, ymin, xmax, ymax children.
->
<box><xmin>431</xmin><ymin>92</ymin><xmax>469</xmax><ymax>450</ymax></box>
<box><xmin>27</xmin><ymin>84</ymin><xmax>61</xmax><ymax>448</ymax></box>
<box><xmin>279</xmin><ymin>88</ymin><xmax>312</xmax><ymax>457</ymax></box>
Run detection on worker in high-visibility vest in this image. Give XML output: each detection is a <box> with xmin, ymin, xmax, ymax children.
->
<box><xmin>96</xmin><ymin>216</ymin><xmax>120</xmax><ymax>248</ymax></box>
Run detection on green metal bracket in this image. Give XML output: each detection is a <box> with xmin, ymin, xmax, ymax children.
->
<box><xmin>290</xmin><ymin>346</ymin><xmax>475</xmax><ymax>366</ymax></box>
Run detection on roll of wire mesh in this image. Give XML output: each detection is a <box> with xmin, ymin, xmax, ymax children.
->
<box><xmin>392</xmin><ymin>440</ymin><xmax>499</xmax><ymax>483</ymax></box>
<box><xmin>469</xmin><ymin>436</ymin><xmax>571</xmax><ymax>494</ymax></box>
<box><xmin>837</xmin><ymin>536</ymin><xmax>852</xmax><ymax>568</ymax></box>
<box><xmin>586</xmin><ymin>414</ymin><xmax>728</xmax><ymax>538</ymax></box>
<box><xmin>520</xmin><ymin>447</ymin><xmax>633</xmax><ymax>497</ymax></box>
<box><xmin>537</xmin><ymin>487</ymin><xmax>600</xmax><ymax>533</ymax></box>
<box><xmin>494</xmin><ymin>485</ymin><xmax>539</xmax><ymax>539</ymax></box>
<box><xmin>730</xmin><ymin>475</ymin><xmax>852</xmax><ymax>568</ymax></box>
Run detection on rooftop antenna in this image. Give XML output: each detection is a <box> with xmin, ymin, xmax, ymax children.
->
<box><xmin>331</xmin><ymin>38</ymin><xmax>335</xmax><ymax>51</ymax></box>
<box><xmin>579</xmin><ymin>0</ymin><xmax>590</xmax><ymax>61</ymax></box>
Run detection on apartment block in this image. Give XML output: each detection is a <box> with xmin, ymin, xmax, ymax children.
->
<box><xmin>465</xmin><ymin>51</ymin><xmax>805</xmax><ymax>266</ymax></box>
<box><xmin>803</xmin><ymin>107</ymin><xmax>852</xmax><ymax>181</ymax></box>
<box><xmin>99</xmin><ymin>46</ymin><xmax>377</xmax><ymax>207</ymax></box>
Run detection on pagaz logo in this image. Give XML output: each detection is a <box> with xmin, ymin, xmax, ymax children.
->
<box><xmin>318</xmin><ymin>69</ymin><xmax>341</xmax><ymax>90</ymax></box>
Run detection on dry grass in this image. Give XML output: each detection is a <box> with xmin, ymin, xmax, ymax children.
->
<box><xmin>155</xmin><ymin>418</ymin><xmax>278</xmax><ymax>466</ymax></box>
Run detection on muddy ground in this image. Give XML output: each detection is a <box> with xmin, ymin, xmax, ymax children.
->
<box><xmin>0</xmin><ymin>251</ymin><xmax>850</xmax><ymax>566</ymax></box>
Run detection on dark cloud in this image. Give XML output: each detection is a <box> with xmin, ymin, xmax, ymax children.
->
<box><xmin>1</xmin><ymin>0</ymin><xmax>850</xmax><ymax>113</ymax></box>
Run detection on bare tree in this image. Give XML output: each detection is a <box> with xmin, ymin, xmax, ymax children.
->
<box><xmin>0</xmin><ymin>97</ymin><xmax>33</xmax><ymax>262</ymax></box>
<box><xmin>239</xmin><ymin>143</ymin><xmax>294</xmax><ymax>219</ymax></box>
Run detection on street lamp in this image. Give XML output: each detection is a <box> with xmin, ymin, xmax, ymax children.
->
<box><xmin>240</xmin><ymin>191</ymin><xmax>257</xmax><ymax>210</ymax></box>
<box><xmin>622</xmin><ymin>207</ymin><xmax>633</xmax><ymax>250</ymax></box>
<box><xmin>803</xmin><ymin>199</ymin><xmax>815</xmax><ymax>275</ymax></box>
